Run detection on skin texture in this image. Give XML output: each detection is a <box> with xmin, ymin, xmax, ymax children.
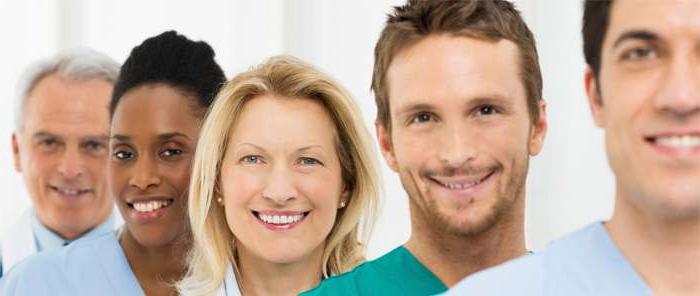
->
<box><xmin>221</xmin><ymin>96</ymin><xmax>347</xmax><ymax>296</ymax></box>
<box><xmin>12</xmin><ymin>73</ymin><xmax>114</xmax><ymax>240</ymax></box>
<box><xmin>585</xmin><ymin>0</ymin><xmax>700</xmax><ymax>294</ymax></box>
<box><xmin>110</xmin><ymin>84</ymin><xmax>200</xmax><ymax>296</ymax></box>
<box><xmin>376</xmin><ymin>34</ymin><xmax>547</xmax><ymax>286</ymax></box>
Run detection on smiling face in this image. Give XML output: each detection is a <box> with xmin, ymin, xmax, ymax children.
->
<box><xmin>377</xmin><ymin>34</ymin><xmax>546</xmax><ymax>236</ymax></box>
<box><xmin>13</xmin><ymin>74</ymin><xmax>114</xmax><ymax>240</ymax></box>
<box><xmin>220</xmin><ymin>95</ymin><xmax>346</xmax><ymax>265</ymax></box>
<box><xmin>586</xmin><ymin>0</ymin><xmax>700</xmax><ymax>219</ymax></box>
<box><xmin>110</xmin><ymin>84</ymin><xmax>202</xmax><ymax>247</ymax></box>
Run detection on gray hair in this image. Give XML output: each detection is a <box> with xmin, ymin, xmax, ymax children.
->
<box><xmin>14</xmin><ymin>48</ymin><xmax>120</xmax><ymax>132</ymax></box>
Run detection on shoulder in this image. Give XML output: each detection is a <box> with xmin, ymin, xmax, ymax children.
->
<box><xmin>0</xmin><ymin>233</ymin><xmax>117</xmax><ymax>296</ymax></box>
<box><xmin>445</xmin><ymin>252</ymin><xmax>546</xmax><ymax>295</ymax></box>
<box><xmin>446</xmin><ymin>223</ymin><xmax>607</xmax><ymax>295</ymax></box>
<box><xmin>300</xmin><ymin>260</ymin><xmax>373</xmax><ymax>296</ymax></box>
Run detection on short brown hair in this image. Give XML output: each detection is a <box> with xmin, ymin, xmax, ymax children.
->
<box><xmin>582</xmin><ymin>0</ymin><xmax>613</xmax><ymax>77</ymax></box>
<box><xmin>372</xmin><ymin>0</ymin><xmax>542</xmax><ymax>131</ymax></box>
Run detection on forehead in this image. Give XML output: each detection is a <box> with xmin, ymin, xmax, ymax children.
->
<box><xmin>23</xmin><ymin>74</ymin><xmax>112</xmax><ymax>135</ymax></box>
<box><xmin>606</xmin><ymin>0</ymin><xmax>700</xmax><ymax>43</ymax></box>
<box><xmin>111</xmin><ymin>84</ymin><xmax>201</xmax><ymax>137</ymax></box>
<box><xmin>386</xmin><ymin>34</ymin><xmax>524</xmax><ymax>110</ymax></box>
<box><xmin>230</xmin><ymin>95</ymin><xmax>337</xmax><ymax>147</ymax></box>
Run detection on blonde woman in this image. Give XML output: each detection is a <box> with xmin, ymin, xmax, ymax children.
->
<box><xmin>178</xmin><ymin>55</ymin><xmax>380</xmax><ymax>296</ymax></box>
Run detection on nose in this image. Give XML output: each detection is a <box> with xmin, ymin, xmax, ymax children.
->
<box><xmin>58</xmin><ymin>145</ymin><xmax>85</xmax><ymax>180</ymax></box>
<box><xmin>128</xmin><ymin>156</ymin><xmax>161</xmax><ymax>190</ymax></box>
<box><xmin>654</xmin><ymin>55</ymin><xmax>700</xmax><ymax>120</ymax></box>
<box><xmin>261</xmin><ymin>164</ymin><xmax>297</xmax><ymax>204</ymax></box>
<box><xmin>436</xmin><ymin>122</ymin><xmax>477</xmax><ymax>168</ymax></box>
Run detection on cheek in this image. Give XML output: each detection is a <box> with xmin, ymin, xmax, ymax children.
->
<box><xmin>108</xmin><ymin>165</ymin><xmax>130</xmax><ymax>194</ymax></box>
<box><xmin>297</xmin><ymin>172</ymin><xmax>343</xmax><ymax>209</ymax></box>
<box><xmin>221</xmin><ymin>168</ymin><xmax>263</xmax><ymax>210</ymax></box>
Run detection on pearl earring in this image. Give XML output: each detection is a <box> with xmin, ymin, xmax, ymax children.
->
<box><xmin>340</xmin><ymin>200</ymin><xmax>346</xmax><ymax>208</ymax></box>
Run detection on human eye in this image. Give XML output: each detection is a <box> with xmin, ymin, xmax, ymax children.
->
<box><xmin>620</xmin><ymin>45</ymin><xmax>657</xmax><ymax>62</ymax></box>
<box><xmin>83</xmin><ymin>140</ymin><xmax>107</xmax><ymax>154</ymax></box>
<box><xmin>407</xmin><ymin>112</ymin><xmax>437</xmax><ymax>126</ymax></box>
<box><xmin>298</xmin><ymin>157</ymin><xmax>323</xmax><ymax>166</ymax></box>
<box><xmin>240</xmin><ymin>155</ymin><xmax>264</xmax><ymax>165</ymax></box>
<box><xmin>160</xmin><ymin>148</ymin><xmax>183</xmax><ymax>159</ymax></box>
<box><xmin>112</xmin><ymin>149</ymin><xmax>134</xmax><ymax>161</ymax></box>
<box><xmin>475</xmin><ymin>104</ymin><xmax>500</xmax><ymax>116</ymax></box>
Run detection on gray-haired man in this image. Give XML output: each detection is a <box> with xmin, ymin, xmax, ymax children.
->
<box><xmin>0</xmin><ymin>49</ymin><xmax>121</xmax><ymax>277</ymax></box>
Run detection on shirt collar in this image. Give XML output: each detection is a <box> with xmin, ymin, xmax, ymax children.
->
<box><xmin>31</xmin><ymin>210</ymin><xmax>116</xmax><ymax>252</ymax></box>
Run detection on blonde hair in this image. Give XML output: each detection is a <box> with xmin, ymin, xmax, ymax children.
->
<box><xmin>178</xmin><ymin>55</ymin><xmax>381</xmax><ymax>295</ymax></box>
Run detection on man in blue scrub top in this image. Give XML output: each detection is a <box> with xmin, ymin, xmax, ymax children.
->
<box><xmin>303</xmin><ymin>1</ymin><xmax>548</xmax><ymax>295</ymax></box>
<box><xmin>448</xmin><ymin>1</ymin><xmax>700</xmax><ymax>295</ymax></box>
<box><xmin>0</xmin><ymin>49</ymin><xmax>121</xmax><ymax>277</ymax></box>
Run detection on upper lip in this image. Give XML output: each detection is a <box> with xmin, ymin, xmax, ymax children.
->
<box><xmin>644</xmin><ymin>130</ymin><xmax>700</xmax><ymax>139</ymax></box>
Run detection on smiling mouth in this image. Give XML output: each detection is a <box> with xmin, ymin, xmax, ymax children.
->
<box><xmin>127</xmin><ymin>199</ymin><xmax>174</xmax><ymax>213</ymax></box>
<box><xmin>252</xmin><ymin>211</ymin><xmax>310</xmax><ymax>226</ymax></box>
<box><xmin>645</xmin><ymin>134</ymin><xmax>700</xmax><ymax>149</ymax></box>
<box><xmin>429</xmin><ymin>170</ymin><xmax>495</xmax><ymax>191</ymax></box>
<box><xmin>49</xmin><ymin>185</ymin><xmax>91</xmax><ymax>197</ymax></box>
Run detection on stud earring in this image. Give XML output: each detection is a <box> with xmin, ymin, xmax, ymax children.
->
<box><xmin>339</xmin><ymin>200</ymin><xmax>346</xmax><ymax>208</ymax></box>
<box><xmin>216</xmin><ymin>197</ymin><xmax>223</xmax><ymax>204</ymax></box>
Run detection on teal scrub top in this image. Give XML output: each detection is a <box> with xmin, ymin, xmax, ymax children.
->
<box><xmin>0</xmin><ymin>232</ymin><xmax>145</xmax><ymax>296</ymax></box>
<box><xmin>301</xmin><ymin>246</ymin><xmax>447</xmax><ymax>296</ymax></box>
<box><xmin>445</xmin><ymin>222</ymin><xmax>652</xmax><ymax>295</ymax></box>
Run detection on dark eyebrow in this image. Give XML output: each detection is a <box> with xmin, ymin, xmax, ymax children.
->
<box><xmin>111</xmin><ymin>132</ymin><xmax>191</xmax><ymax>142</ymax></box>
<box><xmin>112</xmin><ymin>134</ymin><xmax>130</xmax><ymax>142</ymax></box>
<box><xmin>158</xmin><ymin>132</ymin><xmax>191</xmax><ymax>141</ymax></box>
<box><xmin>396</xmin><ymin>103</ymin><xmax>436</xmax><ymax>117</ymax></box>
<box><xmin>612</xmin><ymin>30</ymin><xmax>659</xmax><ymax>49</ymax></box>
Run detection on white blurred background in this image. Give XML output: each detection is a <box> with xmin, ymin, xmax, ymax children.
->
<box><xmin>0</xmin><ymin>0</ymin><xmax>613</xmax><ymax>258</ymax></box>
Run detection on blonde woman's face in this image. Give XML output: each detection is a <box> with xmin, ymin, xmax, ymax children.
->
<box><xmin>220</xmin><ymin>95</ymin><xmax>347</xmax><ymax>264</ymax></box>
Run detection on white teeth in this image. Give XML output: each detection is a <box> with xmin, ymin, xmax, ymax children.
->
<box><xmin>57</xmin><ymin>188</ymin><xmax>81</xmax><ymax>196</ymax></box>
<box><xmin>656</xmin><ymin>135</ymin><xmax>700</xmax><ymax>148</ymax></box>
<box><xmin>258</xmin><ymin>213</ymin><xmax>305</xmax><ymax>225</ymax></box>
<box><xmin>440</xmin><ymin>180</ymin><xmax>481</xmax><ymax>190</ymax></box>
<box><xmin>132</xmin><ymin>200</ymin><xmax>171</xmax><ymax>213</ymax></box>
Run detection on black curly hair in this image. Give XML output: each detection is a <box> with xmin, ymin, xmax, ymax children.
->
<box><xmin>110</xmin><ymin>30</ymin><xmax>226</xmax><ymax>117</ymax></box>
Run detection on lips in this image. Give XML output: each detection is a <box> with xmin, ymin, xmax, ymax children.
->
<box><xmin>125</xmin><ymin>197</ymin><xmax>175</xmax><ymax>222</ymax></box>
<box><xmin>427</xmin><ymin>169</ymin><xmax>496</xmax><ymax>200</ymax></box>
<box><xmin>644</xmin><ymin>132</ymin><xmax>700</xmax><ymax>155</ymax></box>
<box><xmin>252</xmin><ymin>210</ymin><xmax>310</xmax><ymax>230</ymax></box>
<box><xmin>49</xmin><ymin>185</ymin><xmax>92</xmax><ymax>198</ymax></box>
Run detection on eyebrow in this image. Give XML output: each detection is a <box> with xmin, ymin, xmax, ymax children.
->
<box><xmin>395</xmin><ymin>94</ymin><xmax>513</xmax><ymax>116</ymax></box>
<box><xmin>111</xmin><ymin>132</ymin><xmax>191</xmax><ymax>142</ymax></box>
<box><xmin>32</xmin><ymin>132</ymin><xmax>108</xmax><ymax>142</ymax></box>
<box><xmin>612</xmin><ymin>30</ymin><xmax>659</xmax><ymax>49</ymax></box>
<box><xmin>235</xmin><ymin>143</ymin><xmax>325</xmax><ymax>153</ymax></box>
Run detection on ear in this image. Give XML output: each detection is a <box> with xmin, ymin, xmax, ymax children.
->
<box><xmin>12</xmin><ymin>133</ymin><xmax>21</xmax><ymax>172</ymax></box>
<box><xmin>585</xmin><ymin>67</ymin><xmax>605</xmax><ymax>127</ymax></box>
<box><xmin>375</xmin><ymin>121</ymin><xmax>398</xmax><ymax>172</ymax></box>
<box><xmin>528</xmin><ymin>100</ymin><xmax>548</xmax><ymax>156</ymax></box>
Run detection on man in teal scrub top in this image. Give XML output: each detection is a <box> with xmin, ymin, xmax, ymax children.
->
<box><xmin>447</xmin><ymin>1</ymin><xmax>700</xmax><ymax>295</ymax></box>
<box><xmin>302</xmin><ymin>0</ymin><xmax>548</xmax><ymax>295</ymax></box>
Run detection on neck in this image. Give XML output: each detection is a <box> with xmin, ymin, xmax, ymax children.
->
<box><xmin>405</xmin><ymin>193</ymin><xmax>526</xmax><ymax>287</ymax></box>
<box><xmin>236</xmin><ymin>244</ymin><xmax>324</xmax><ymax>296</ymax></box>
<box><xmin>119</xmin><ymin>228</ymin><xmax>191</xmax><ymax>296</ymax></box>
<box><xmin>607</xmin><ymin>190</ymin><xmax>700</xmax><ymax>296</ymax></box>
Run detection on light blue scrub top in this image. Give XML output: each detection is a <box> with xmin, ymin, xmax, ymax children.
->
<box><xmin>0</xmin><ymin>232</ymin><xmax>144</xmax><ymax>296</ymax></box>
<box><xmin>0</xmin><ymin>211</ymin><xmax>116</xmax><ymax>278</ymax></box>
<box><xmin>445</xmin><ymin>222</ymin><xmax>652</xmax><ymax>296</ymax></box>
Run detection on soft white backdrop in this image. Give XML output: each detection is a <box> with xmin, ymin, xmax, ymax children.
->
<box><xmin>0</xmin><ymin>0</ymin><xmax>613</xmax><ymax>259</ymax></box>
